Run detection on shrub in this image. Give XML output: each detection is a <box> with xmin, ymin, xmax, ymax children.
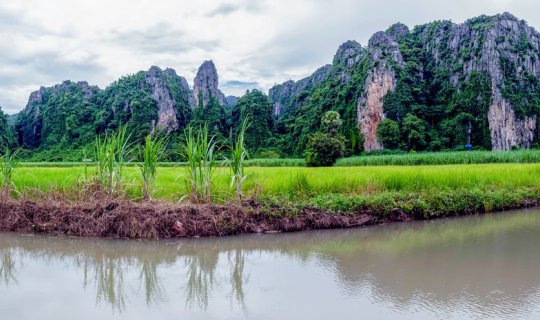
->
<box><xmin>305</xmin><ymin>111</ymin><xmax>347</xmax><ymax>167</ymax></box>
<box><xmin>305</xmin><ymin>132</ymin><xmax>346</xmax><ymax>167</ymax></box>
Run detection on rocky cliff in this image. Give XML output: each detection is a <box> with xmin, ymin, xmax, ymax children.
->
<box><xmin>269</xmin><ymin>12</ymin><xmax>540</xmax><ymax>151</ymax></box>
<box><xmin>415</xmin><ymin>12</ymin><xmax>540</xmax><ymax>150</ymax></box>
<box><xmin>144</xmin><ymin>66</ymin><xmax>192</xmax><ymax>132</ymax></box>
<box><xmin>14</xmin><ymin>61</ymin><xmax>232</xmax><ymax>154</ymax></box>
<box><xmin>357</xmin><ymin>31</ymin><xmax>404</xmax><ymax>151</ymax></box>
<box><xmin>193</xmin><ymin>60</ymin><xmax>227</xmax><ymax>108</ymax></box>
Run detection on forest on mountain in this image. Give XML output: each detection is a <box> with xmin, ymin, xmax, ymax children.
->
<box><xmin>2</xmin><ymin>12</ymin><xmax>540</xmax><ymax>161</ymax></box>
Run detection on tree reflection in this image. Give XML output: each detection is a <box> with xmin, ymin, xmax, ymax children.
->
<box><xmin>184</xmin><ymin>251</ymin><xmax>218</xmax><ymax>310</ymax></box>
<box><xmin>228</xmin><ymin>249</ymin><xmax>248</xmax><ymax>309</ymax></box>
<box><xmin>0</xmin><ymin>248</ymin><xmax>17</xmax><ymax>286</ymax></box>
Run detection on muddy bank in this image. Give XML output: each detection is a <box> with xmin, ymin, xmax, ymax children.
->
<box><xmin>0</xmin><ymin>198</ymin><xmax>384</xmax><ymax>238</ymax></box>
<box><xmin>0</xmin><ymin>197</ymin><xmax>537</xmax><ymax>238</ymax></box>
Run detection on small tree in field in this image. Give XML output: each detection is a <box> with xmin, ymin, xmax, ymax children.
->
<box><xmin>305</xmin><ymin>111</ymin><xmax>346</xmax><ymax>167</ymax></box>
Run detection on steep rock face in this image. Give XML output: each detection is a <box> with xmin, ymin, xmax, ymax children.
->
<box><xmin>193</xmin><ymin>60</ymin><xmax>226</xmax><ymax>108</ymax></box>
<box><xmin>488</xmin><ymin>92</ymin><xmax>537</xmax><ymax>150</ymax></box>
<box><xmin>357</xmin><ymin>32</ymin><xmax>404</xmax><ymax>151</ymax></box>
<box><xmin>269</xmin><ymin>65</ymin><xmax>333</xmax><ymax>117</ymax></box>
<box><xmin>333</xmin><ymin>40</ymin><xmax>365</xmax><ymax>84</ymax></box>
<box><xmin>333</xmin><ymin>40</ymin><xmax>363</xmax><ymax>68</ymax></box>
<box><xmin>416</xmin><ymin>13</ymin><xmax>540</xmax><ymax>150</ymax></box>
<box><xmin>268</xmin><ymin>80</ymin><xmax>295</xmax><ymax>117</ymax></box>
<box><xmin>145</xmin><ymin>66</ymin><xmax>191</xmax><ymax>131</ymax></box>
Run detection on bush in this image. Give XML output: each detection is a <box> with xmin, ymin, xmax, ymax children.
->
<box><xmin>305</xmin><ymin>132</ymin><xmax>346</xmax><ymax>166</ymax></box>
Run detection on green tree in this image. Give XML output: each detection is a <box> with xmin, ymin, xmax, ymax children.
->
<box><xmin>402</xmin><ymin>113</ymin><xmax>427</xmax><ymax>151</ymax></box>
<box><xmin>377</xmin><ymin>119</ymin><xmax>401</xmax><ymax>149</ymax></box>
<box><xmin>305</xmin><ymin>132</ymin><xmax>346</xmax><ymax>166</ymax></box>
<box><xmin>305</xmin><ymin>111</ymin><xmax>346</xmax><ymax>166</ymax></box>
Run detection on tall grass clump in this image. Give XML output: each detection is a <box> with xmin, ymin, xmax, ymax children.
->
<box><xmin>139</xmin><ymin>133</ymin><xmax>167</xmax><ymax>200</ymax></box>
<box><xmin>94</xmin><ymin>127</ymin><xmax>132</xmax><ymax>197</ymax></box>
<box><xmin>0</xmin><ymin>148</ymin><xmax>20</xmax><ymax>196</ymax></box>
<box><xmin>181</xmin><ymin>125</ymin><xmax>218</xmax><ymax>203</ymax></box>
<box><xmin>335</xmin><ymin>149</ymin><xmax>540</xmax><ymax>166</ymax></box>
<box><xmin>226</xmin><ymin>119</ymin><xmax>250</xmax><ymax>200</ymax></box>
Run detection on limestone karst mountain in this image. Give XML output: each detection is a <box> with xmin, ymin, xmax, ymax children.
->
<box><xmin>7</xmin><ymin>13</ymin><xmax>540</xmax><ymax>159</ymax></box>
<box><xmin>270</xmin><ymin>12</ymin><xmax>540</xmax><ymax>151</ymax></box>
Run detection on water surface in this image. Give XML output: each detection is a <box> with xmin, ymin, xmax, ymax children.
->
<box><xmin>1</xmin><ymin>209</ymin><xmax>540</xmax><ymax>319</ymax></box>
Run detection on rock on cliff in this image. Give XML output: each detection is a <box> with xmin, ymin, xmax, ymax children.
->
<box><xmin>193</xmin><ymin>60</ymin><xmax>227</xmax><ymax>108</ymax></box>
<box><xmin>145</xmin><ymin>66</ymin><xmax>192</xmax><ymax>132</ymax></box>
<box><xmin>357</xmin><ymin>31</ymin><xmax>404</xmax><ymax>151</ymax></box>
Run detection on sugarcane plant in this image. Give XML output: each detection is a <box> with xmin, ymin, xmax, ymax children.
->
<box><xmin>181</xmin><ymin>125</ymin><xmax>218</xmax><ymax>203</ymax></box>
<box><xmin>139</xmin><ymin>132</ymin><xmax>167</xmax><ymax>200</ymax></box>
<box><xmin>94</xmin><ymin>126</ymin><xmax>132</xmax><ymax>197</ymax></box>
<box><xmin>0</xmin><ymin>148</ymin><xmax>20</xmax><ymax>197</ymax></box>
<box><xmin>225</xmin><ymin>118</ymin><xmax>250</xmax><ymax>200</ymax></box>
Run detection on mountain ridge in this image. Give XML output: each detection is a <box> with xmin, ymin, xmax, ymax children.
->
<box><xmin>3</xmin><ymin>12</ymin><xmax>540</xmax><ymax>159</ymax></box>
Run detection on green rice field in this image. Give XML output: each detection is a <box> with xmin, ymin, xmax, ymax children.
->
<box><xmin>13</xmin><ymin>163</ymin><xmax>540</xmax><ymax>200</ymax></box>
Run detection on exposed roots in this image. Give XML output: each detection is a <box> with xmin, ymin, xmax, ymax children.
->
<box><xmin>0</xmin><ymin>195</ymin><xmax>383</xmax><ymax>238</ymax></box>
<box><xmin>0</xmin><ymin>193</ymin><xmax>538</xmax><ymax>239</ymax></box>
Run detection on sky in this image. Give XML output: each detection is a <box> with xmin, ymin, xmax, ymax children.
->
<box><xmin>1</xmin><ymin>0</ymin><xmax>540</xmax><ymax>114</ymax></box>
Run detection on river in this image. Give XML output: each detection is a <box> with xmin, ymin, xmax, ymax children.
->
<box><xmin>1</xmin><ymin>209</ymin><xmax>540</xmax><ymax>319</ymax></box>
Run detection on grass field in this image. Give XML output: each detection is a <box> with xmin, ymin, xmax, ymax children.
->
<box><xmin>12</xmin><ymin>163</ymin><xmax>540</xmax><ymax>200</ymax></box>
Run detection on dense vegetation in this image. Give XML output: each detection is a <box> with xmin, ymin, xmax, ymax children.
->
<box><xmin>0</xmin><ymin>107</ymin><xmax>15</xmax><ymax>149</ymax></box>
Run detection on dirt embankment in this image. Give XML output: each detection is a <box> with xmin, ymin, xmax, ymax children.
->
<box><xmin>0</xmin><ymin>196</ymin><xmax>537</xmax><ymax>239</ymax></box>
<box><xmin>0</xmin><ymin>198</ymin><xmax>390</xmax><ymax>238</ymax></box>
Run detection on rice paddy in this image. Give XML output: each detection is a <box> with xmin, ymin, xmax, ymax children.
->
<box><xmin>11</xmin><ymin>163</ymin><xmax>540</xmax><ymax>201</ymax></box>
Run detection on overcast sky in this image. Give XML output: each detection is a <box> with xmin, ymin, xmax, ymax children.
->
<box><xmin>1</xmin><ymin>0</ymin><xmax>540</xmax><ymax>114</ymax></box>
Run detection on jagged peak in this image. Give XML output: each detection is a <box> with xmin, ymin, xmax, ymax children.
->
<box><xmin>333</xmin><ymin>40</ymin><xmax>363</xmax><ymax>66</ymax></box>
<box><xmin>197</xmin><ymin>60</ymin><xmax>218</xmax><ymax>75</ymax></box>
<box><xmin>499</xmin><ymin>12</ymin><xmax>519</xmax><ymax>22</ymax></box>
<box><xmin>386</xmin><ymin>22</ymin><xmax>409</xmax><ymax>40</ymax></box>
<box><xmin>368</xmin><ymin>31</ymin><xmax>395</xmax><ymax>49</ymax></box>
<box><xmin>193</xmin><ymin>60</ymin><xmax>225</xmax><ymax>107</ymax></box>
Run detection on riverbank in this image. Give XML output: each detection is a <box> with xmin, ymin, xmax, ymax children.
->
<box><xmin>2</xmin><ymin>163</ymin><xmax>540</xmax><ymax>238</ymax></box>
<box><xmin>1</xmin><ymin>186</ymin><xmax>539</xmax><ymax>238</ymax></box>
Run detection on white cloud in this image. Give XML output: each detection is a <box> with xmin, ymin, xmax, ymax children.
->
<box><xmin>1</xmin><ymin>0</ymin><xmax>540</xmax><ymax>113</ymax></box>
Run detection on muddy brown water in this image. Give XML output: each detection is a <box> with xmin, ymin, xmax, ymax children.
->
<box><xmin>1</xmin><ymin>209</ymin><xmax>540</xmax><ymax>319</ymax></box>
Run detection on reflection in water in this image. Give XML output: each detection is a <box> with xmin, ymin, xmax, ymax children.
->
<box><xmin>0</xmin><ymin>248</ymin><xmax>17</xmax><ymax>286</ymax></box>
<box><xmin>1</xmin><ymin>209</ymin><xmax>540</xmax><ymax>319</ymax></box>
